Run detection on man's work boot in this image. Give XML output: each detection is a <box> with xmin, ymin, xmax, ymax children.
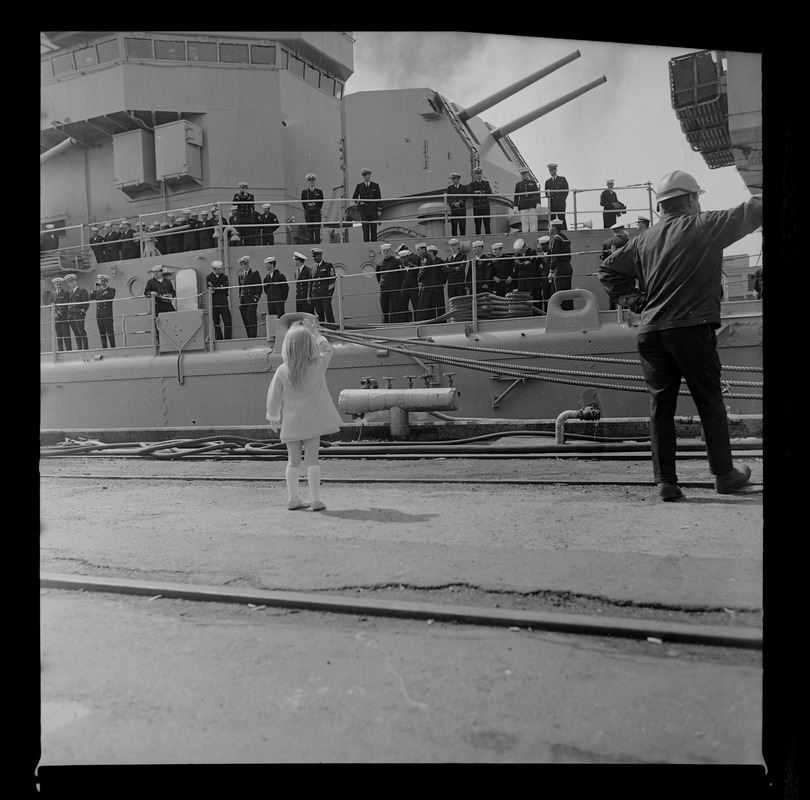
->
<box><xmin>658</xmin><ymin>482</ymin><xmax>685</xmax><ymax>501</ymax></box>
<box><xmin>715</xmin><ymin>465</ymin><xmax>752</xmax><ymax>494</ymax></box>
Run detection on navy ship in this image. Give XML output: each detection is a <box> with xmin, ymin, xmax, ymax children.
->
<box><xmin>39</xmin><ymin>33</ymin><xmax>762</xmax><ymax>430</ymax></box>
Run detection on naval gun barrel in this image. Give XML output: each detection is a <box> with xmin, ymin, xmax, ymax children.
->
<box><xmin>457</xmin><ymin>50</ymin><xmax>581</xmax><ymax>122</ymax></box>
<box><xmin>40</xmin><ymin>137</ymin><xmax>79</xmax><ymax>166</ymax></box>
<box><xmin>490</xmin><ymin>75</ymin><xmax>607</xmax><ymax>140</ymax></box>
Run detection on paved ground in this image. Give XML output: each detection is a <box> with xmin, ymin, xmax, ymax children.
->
<box><xmin>38</xmin><ymin>452</ymin><xmax>765</xmax><ymax>766</ymax></box>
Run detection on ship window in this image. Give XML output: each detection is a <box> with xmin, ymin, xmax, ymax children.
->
<box><xmin>220</xmin><ymin>43</ymin><xmax>249</xmax><ymax>64</ymax></box>
<box><xmin>41</xmin><ymin>58</ymin><xmax>53</xmax><ymax>80</ymax></box>
<box><xmin>97</xmin><ymin>39</ymin><xmax>120</xmax><ymax>63</ymax></box>
<box><xmin>155</xmin><ymin>40</ymin><xmax>186</xmax><ymax>61</ymax></box>
<box><xmin>250</xmin><ymin>45</ymin><xmax>276</xmax><ymax>65</ymax></box>
<box><xmin>305</xmin><ymin>65</ymin><xmax>320</xmax><ymax>87</ymax></box>
<box><xmin>277</xmin><ymin>49</ymin><xmax>288</xmax><ymax>69</ymax></box>
<box><xmin>333</xmin><ymin>81</ymin><xmax>344</xmax><ymax>100</ymax></box>
<box><xmin>52</xmin><ymin>52</ymin><xmax>75</xmax><ymax>75</ymax></box>
<box><xmin>75</xmin><ymin>46</ymin><xmax>98</xmax><ymax>68</ymax></box>
<box><xmin>322</xmin><ymin>76</ymin><xmax>335</xmax><ymax>96</ymax></box>
<box><xmin>288</xmin><ymin>55</ymin><xmax>305</xmax><ymax>78</ymax></box>
<box><xmin>188</xmin><ymin>41</ymin><xmax>218</xmax><ymax>62</ymax></box>
<box><xmin>125</xmin><ymin>38</ymin><xmax>154</xmax><ymax>60</ymax></box>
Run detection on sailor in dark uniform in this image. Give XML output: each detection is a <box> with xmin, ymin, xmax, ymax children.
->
<box><xmin>51</xmin><ymin>277</ymin><xmax>72</xmax><ymax>352</ymax></box>
<box><xmin>119</xmin><ymin>220</ymin><xmax>139</xmax><ymax>259</ymax></box>
<box><xmin>489</xmin><ymin>242</ymin><xmax>514</xmax><ymax>297</ymax></box>
<box><xmin>545</xmin><ymin>163</ymin><xmax>569</xmax><ymax>230</ymax></box>
<box><xmin>206</xmin><ymin>260</ymin><xmax>232</xmax><ymax>340</ymax></box>
<box><xmin>89</xmin><ymin>227</ymin><xmax>106</xmax><ymax>263</ymax></box>
<box><xmin>301</xmin><ymin>173</ymin><xmax>324</xmax><ymax>245</ymax></box>
<box><xmin>376</xmin><ymin>243</ymin><xmax>403</xmax><ymax>324</ymax></box>
<box><xmin>513</xmin><ymin>167</ymin><xmax>540</xmax><ymax>233</ymax></box>
<box><xmin>165</xmin><ymin>213</ymin><xmax>186</xmax><ymax>255</ymax></box>
<box><xmin>91</xmin><ymin>273</ymin><xmax>116</xmax><ymax>348</ymax></box>
<box><xmin>183</xmin><ymin>211</ymin><xmax>201</xmax><ymax>252</ymax></box>
<box><xmin>446</xmin><ymin>172</ymin><xmax>468</xmax><ymax>237</ymax></box>
<box><xmin>40</xmin><ymin>223</ymin><xmax>59</xmax><ymax>252</ymax></box>
<box><xmin>549</xmin><ymin>218</ymin><xmax>573</xmax><ymax>309</ymax></box>
<box><xmin>197</xmin><ymin>209</ymin><xmax>215</xmax><ymax>250</ymax></box>
<box><xmin>104</xmin><ymin>222</ymin><xmax>122</xmax><ymax>262</ymax></box>
<box><xmin>237</xmin><ymin>255</ymin><xmax>262</xmax><ymax>338</ymax></box>
<box><xmin>232</xmin><ymin>181</ymin><xmax>255</xmax><ymax>243</ymax></box>
<box><xmin>292</xmin><ymin>252</ymin><xmax>313</xmax><ymax>314</ymax></box>
<box><xmin>352</xmin><ymin>168</ymin><xmax>382</xmax><ymax>242</ymax></box>
<box><xmin>397</xmin><ymin>245</ymin><xmax>420</xmax><ymax>322</ymax></box>
<box><xmin>64</xmin><ymin>273</ymin><xmax>89</xmax><ymax>350</ymax></box>
<box><xmin>469</xmin><ymin>240</ymin><xmax>491</xmax><ymax>295</ymax></box>
<box><xmin>309</xmin><ymin>247</ymin><xmax>336</xmax><ymax>324</ymax></box>
<box><xmin>442</xmin><ymin>238</ymin><xmax>468</xmax><ymax>299</ymax></box>
<box><xmin>258</xmin><ymin>204</ymin><xmax>280</xmax><ymax>246</ymax></box>
<box><xmin>415</xmin><ymin>243</ymin><xmax>446</xmax><ymax>322</ymax></box>
<box><xmin>263</xmin><ymin>255</ymin><xmax>289</xmax><ymax>320</ymax></box>
<box><xmin>600</xmin><ymin>179</ymin><xmax>626</xmax><ymax>228</ymax></box>
<box><xmin>145</xmin><ymin>264</ymin><xmax>176</xmax><ymax>346</ymax></box>
<box><xmin>427</xmin><ymin>245</ymin><xmax>446</xmax><ymax>320</ymax></box>
<box><xmin>535</xmin><ymin>235</ymin><xmax>553</xmax><ymax>311</ymax></box>
<box><xmin>469</xmin><ymin>167</ymin><xmax>493</xmax><ymax>235</ymax></box>
<box><xmin>636</xmin><ymin>215</ymin><xmax>650</xmax><ymax>232</ymax></box>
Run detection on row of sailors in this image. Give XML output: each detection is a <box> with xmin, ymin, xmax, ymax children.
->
<box><xmin>87</xmin><ymin>205</ymin><xmax>281</xmax><ymax>263</ymax></box>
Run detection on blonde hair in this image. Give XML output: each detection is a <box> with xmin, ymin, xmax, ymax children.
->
<box><xmin>282</xmin><ymin>323</ymin><xmax>317</xmax><ymax>387</ymax></box>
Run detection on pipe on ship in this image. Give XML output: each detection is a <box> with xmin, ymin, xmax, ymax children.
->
<box><xmin>40</xmin><ymin>137</ymin><xmax>79</xmax><ymax>165</ymax></box>
<box><xmin>457</xmin><ymin>51</ymin><xmax>581</xmax><ymax>122</ymax></box>
<box><xmin>490</xmin><ymin>76</ymin><xmax>608</xmax><ymax>140</ymax></box>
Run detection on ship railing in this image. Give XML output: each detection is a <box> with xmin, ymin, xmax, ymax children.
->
<box><xmin>40</xmin><ymin>183</ymin><xmax>661</xmax><ymax>263</ymax></box>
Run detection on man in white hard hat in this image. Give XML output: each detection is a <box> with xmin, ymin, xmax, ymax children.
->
<box><xmin>206</xmin><ymin>260</ymin><xmax>232</xmax><ymax>340</ymax></box>
<box><xmin>598</xmin><ymin>170</ymin><xmax>763</xmax><ymax>500</ymax></box>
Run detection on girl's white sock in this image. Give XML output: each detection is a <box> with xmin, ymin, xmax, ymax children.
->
<box><xmin>306</xmin><ymin>465</ymin><xmax>321</xmax><ymax>502</ymax></box>
<box><xmin>285</xmin><ymin>466</ymin><xmax>300</xmax><ymax>501</ymax></box>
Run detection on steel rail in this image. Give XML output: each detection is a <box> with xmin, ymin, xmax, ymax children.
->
<box><xmin>39</xmin><ymin>572</ymin><xmax>762</xmax><ymax>650</ymax></box>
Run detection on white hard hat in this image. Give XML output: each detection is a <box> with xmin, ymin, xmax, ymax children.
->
<box><xmin>655</xmin><ymin>170</ymin><xmax>705</xmax><ymax>203</ymax></box>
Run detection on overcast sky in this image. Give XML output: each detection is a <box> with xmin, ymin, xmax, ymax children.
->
<box><xmin>345</xmin><ymin>32</ymin><xmax>762</xmax><ymax>263</ymax></box>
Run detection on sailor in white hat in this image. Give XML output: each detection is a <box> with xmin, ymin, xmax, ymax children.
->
<box><xmin>262</xmin><ymin>255</ymin><xmax>287</xmax><ymax>320</ymax></box>
<box><xmin>514</xmin><ymin>167</ymin><xmax>540</xmax><ymax>234</ymax></box>
<box><xmin>63</xmin><ymin>273</ymin><xmax>88</xmax><ymax>349</ymax></box>
<box><xmin>545</xmin><ymin>163</ymin><xmax>569</xmax><ymax>230</ymax></box>
<box><xmin>398</xmin><ymin>245</ymin><xmax>419</xmax><ymax>321</ymax></box>
<box><xmin>309</xmin><ymin>246</ymin><xmax>336</xmax><ymax>324</ymax></box>
<box><xmin>50</xmin><ymin>276</ymin><xmax>73</xmax><ymax>351</ymax></box>
<box><xmin>445</xmin><ymin>172</ymin><xmax>468</xmax><ymax>237</ymax></box>
<box><xmin>376</xmin><ymin>243</ymin><xmax>401</xmax><ymax>323</ymax></box>
<box><xmin>444</xmin><ymin>237</ymin><xmax>468</xmax><ymax>300</ymax></box>
<box><xmin>205</xmin><ymin>260</ymin><xmax>232</xmax><ymax>340</ymax></box>
<box><xmin>352</xmin><ymin>168</ymin><xmax>382</xmax><ymax>242</ymax></box>
<box><xmin>90</xmin><ymin>273</ymin><xmax>116</xmax><ymax>348</ymax></box>
<box><xmin>470</xmin><ymin>239</ymin><xmax>489</xmax><ymax>294</ymax></box>
<box><xmin>487</xmin><ymin>241</ymin><xmax>511</xmax><ymax>297</ymax></box>
<box><xmin>292</xmin><ymin>251</ymin><xmax>313</xmax><ymax>314</ymax></box>
<box><xmin>257</xmin><ymin>202</ymin><xmax>279</xmax><ymax>246</ymax></box>
<box><xmin>302</xmin><ymin>172</ymin><xmax>324</xmax><ymax>245</ymax></box>
<box><xmin>145</xmin><ymin>265</ymin><xmax>175</xmax><ymax>335</ymax></box>
<box><xmin>600</xmin><ymin>178</ymin><xmax>625</xmax><ymax>228</ymax></box>
<box><xmin>470</xmin><ymin>166</ymin><xmax>493</xmax><ymax>235</ymax></box>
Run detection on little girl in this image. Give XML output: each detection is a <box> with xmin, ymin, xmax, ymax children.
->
<box><xmin>266</xmin><ymin>314</ymin><xmax>342</xmax><ymax>511</ymax></box>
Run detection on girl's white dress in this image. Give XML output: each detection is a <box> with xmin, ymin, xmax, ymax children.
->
<box><xmin>266</xmin><ymin>335</ymin><xmax>342</xmax><ymax>442</ymax></box>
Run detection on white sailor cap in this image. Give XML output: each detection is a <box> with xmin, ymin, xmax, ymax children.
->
<box><xmin>380</xmin><ymin>243</ymin><xmax>392</xmax><ymax>251</ymax></box>
<box><xmin>293</xmin><ymin>252</ymin><xmax>307</xmax><ymax>261</ymax></box>
<box><xmin>550</xmin><ymin>218</ymin><xmax>564</xmax><ymax>226</ymax></box>
<box><xmin>547</xmin><ymin>163</ymin><xmax>558</xmax><ymax>169</ymax></box>
<box><xmin>149</xmin><ymin>265</ymin><xmax>163</xmax><ymax>273</ymax></box>
<box><xmin>610</xmin><ymin>221</ymin><xmax>626</xmax><ymax>229</ymax></box>
<box><xmin>210</xmin><ymin>205</ymin><xmax>219</xmax><ymax>212</ymax></box>
<box><xmin>472</xmin><ymin>240</ymin><xmax>484</xmax><ymax>248</ymax></box>
<box><xmin>238</xmin><ymin>181</ymin><xmax>248</xmax><ymax>187</ymax></box>
<box><xmin>64</xmin><ymin>273</ymin><xmax>77</xmax><ymax>280</ymax></box>
<box><xmin>306</xmin><ymin>173</ymin><xmax>317</xmax><ymax>180</ymax></box>
<box><xmin>492</xmin><ymin>242</ymin><xmax>504</xmax><ymax>249</ymax></box>
<box><xmin>311</xmin><ymin>247</ymin><xmax>323</xmax><ymax>254</ymax></box>
<box><xmin>398</xmin><ymin>247</ymin><xmax>410</xmax><ymax>255</ymax></box>
<box><xmin>606</xmin><ymin>178</ymin><xmax>614</xmax><ymax>183</ymax></box>
<box><xmin>174</xmin><ymin>215</ymin><xmax>186</xmax><ymax>222</ymax></box>
<box><xmin>519</xmin><ymin>167</ymin><xmax>531</xmax><ymax>174</ymax></box>
<box><xmin>537</xmin><ymin>235</ymin><xmax>550</xmax><ymax>244</ymax></box>
<box><xmin>427</xmin><ymin>245</ymin><xmax>439</xmax><ymax>252</ymax></box>
<box><xmin>45</xmin><ymin>223</ymin><xmax>55</xmax><ymax>229</ymax></box>
<box><xmin>450</xmin><ymin>171</ymin><xmax>461</xmax><ymax>179</ymax></box>
<box><xmin>189</xmin><ymin>211</ymin><xmax>199</xmax><ymax>217</ymax></box>
<box><xmin>96</xmin><ymin>274</ymin><xmax>109</xmax><ymax>280</ymax></box>
<box><xmin>211</xmin><ymin>260</ymin><xmax>224</xmax><ymax>268</ymax></box>
<box><xmin>261</xmin><ymin>203</ymin><xmax>271</xmax><ymax>209</ymax></box>
<box><xmin>513</xmin><ymin>238</ymin><xmax>525</xmax><ymax>250</ymax></box>
<box><xmin>237</xmin><ymin>255</ymin><xmax>251</xmax><ymax>264</ymax></box>
<box><xmin>448</xmin><ymin>238</ymin><xmax>459</xmax><ymax>246</ymax></box>
<box><xmin>51</xmin><ymin>276</ymin><xmax>63</xmax><ymax>284</ymax></box>
<box><xmin>264</xmin><ymin>256</ymin><xmax>276</xmax><ymax>264</ymax></box>
<box><xmin>361</xmin><ymin>167</ymin><xmax>372</xmax><ymax>175</ymax></box>
<box><xmin>90</xmin><ymin>227</ymin><xmax>99</xmax><ymax>232</ymax></box>
<box><xmin>416</xmin><ymin>242</ymin><xmax>427</xmax><ymax>250</ymax></box>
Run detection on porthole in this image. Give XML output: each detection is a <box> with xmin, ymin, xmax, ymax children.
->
<box><xmin>128</xmin><ymin>276</ymin><xmax>146</xmax><ymax>298</ymax></box>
